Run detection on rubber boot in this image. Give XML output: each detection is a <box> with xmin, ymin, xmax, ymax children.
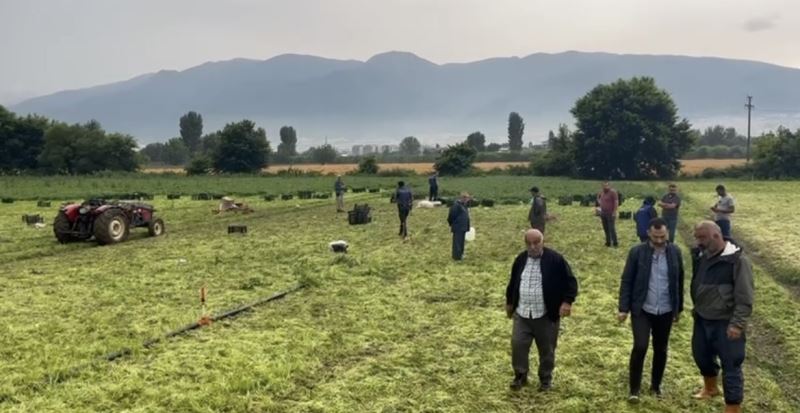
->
<box><xmin>724</xmin><ymin>404</ymin><xmax>741</xmax><ymax>413</ymax></box>
<box><xmin>693</xmin><ymin>376</ymin><xmax>721</xmax><ymax>400</ymax></box>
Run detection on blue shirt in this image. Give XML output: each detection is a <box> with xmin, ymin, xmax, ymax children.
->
<box><xmin>642</xmin><ymin>249</ymin><xmax>673</xmax><ymax>315</ymax></box>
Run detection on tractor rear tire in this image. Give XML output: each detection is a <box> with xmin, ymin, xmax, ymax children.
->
<box><xmin>94</xmin><ymin>209</ymin><xmax>130</xmax><ymax>245</ymax></box>
<box><xmin>53</xmin><ymin>211</ymin><xmax>77</xmax><ymax>243</ymax></box>
<box><xmin>148</xmin><ymin>218</ymin><xmax>165</xmax><ymax>236</ymax></box>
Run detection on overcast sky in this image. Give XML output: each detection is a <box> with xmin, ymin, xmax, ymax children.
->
<box><xmin>1</xmin><ymin>0</ymin><xmax>797</xmax><ymax>105</ymax></box>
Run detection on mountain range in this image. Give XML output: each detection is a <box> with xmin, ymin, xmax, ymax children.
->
<box><xmin>11</xmin><ymin>51</ymin><xmax>800</xmax><ymax>147</ymax></box>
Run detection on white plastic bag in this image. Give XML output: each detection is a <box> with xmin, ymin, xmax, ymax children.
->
<box><xmin>465</xmin><ymin>226</ymin><xmax>476</xmax><ymax>241</ymax></box>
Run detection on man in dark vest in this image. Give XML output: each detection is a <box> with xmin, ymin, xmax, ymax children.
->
<box><xmin>506</xmin><ymin>229</ymin><xmax>579</xmax><ymax>391</ymax></box>
<box><xmin>447</xmin><ymin>192</ymin><xmax>471</xmax><ymax>260</ymax></box>
<box><xmin>529</xmin><ymin>186</ymin><xmax>547</xmax><ymax>232</ymax></box>
<box><xmin>428</xmin><ymin>171</ymin><xmax>439</xmax><ymax>201</ymax></box>
<box><xmin>394</xmin><ymin>181</ymin><xmax>413</xmax><ymax>240</ymax></box>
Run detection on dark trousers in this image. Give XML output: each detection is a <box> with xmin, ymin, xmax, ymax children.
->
<box><xmin>531</xmin><ymin>220</ymin><xmax>546</xmax><ymax>233</ymax></box>
<box><xmin>716</xmin><ymin>219</ymin><xmax>732</xmax><ymax>239</ymax></box>
<box><xmin>511</xmin><ymin>314</ymin><xmax>559</xmax><ymax>384</ymax></box>
<box><xmin>629</xmin><ymin>311</ymin><xmax>674</xmax><ymax>394</ymax></box>
<box><xmin>429</xmin><ymin>186</ymin><xmax>438</xmax><ymax>201</ymax></box>
<box><xmin>664</xmin><ymin>216</ymin><xmax>678</xmax><ymax>243</ymax></box>
<box><xmin>398</xmin><ymin>207</ymin><xmax>410</xmax><ymax>237</ymax></box>
<box><xmin>692</xmin><ymin>314</ymin><xmax>746</xmax><ymax>405</ymax></box>
<box><xmin>601</xmin><ymin>215</ymin><xmax>618</xmax><ymax>246</ymax></box>
<box><xmin>451</xmin><ymin>231</ymin><xmax>466</xmax><ymax>260</ymax></box>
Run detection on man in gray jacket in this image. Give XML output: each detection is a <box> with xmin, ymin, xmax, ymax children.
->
<box><xmin>529</xmin><ymin>186</ymin><xmax>547</xmax><ymax>233</ymax></box>
<box><xmin>690</xmin><ymin>221</ymin><xmax>754</xmax><ymax>413</ymax></box>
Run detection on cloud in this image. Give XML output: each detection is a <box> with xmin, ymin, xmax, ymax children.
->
<box><xmin>743</xmin><ymin>15</ymin><xmax>779</xmax><ymax>32</ymax></box>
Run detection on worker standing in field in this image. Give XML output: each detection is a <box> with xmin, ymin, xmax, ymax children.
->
<box><xmin>689</xmin><ymin>221</ymin><xmax>753</xmax><ymax>413</ymax></box>
<box><xmin>334</xmin><ymin>175</ymin><xmax>346</xmax><ymax>212</ymax></box>
<box><xmin>528</xmin><ymin>186</ymin><xmax>547</xmax><ymax>233</ymax></box>
<box><xmin>597</xmin><ymin>181</ymin><xmax>620</xmax><ymax>247</ymax></box>
<box><xmin>447</xmin><ymin>192</ymin><xmax>471</xmax><ymax>260</ymax></box>
<box><xmin>395</xmin><ymin>181</ymin><xmax>413</xmax><ymax>240</ymax></box>
<box><xmin>634</xmin><ymin>197</ymin><xmax>658</xmax><ymax>243</ymax></box>
<box><xmin>711</xmin><ymin>185</ymin><xmax>735</xmax><ymax>239</ymax></box>
<box><xmin>506</xmin><ymin>229</ymin><xmax>579</xmax><ymax>392</ymax></box>
<box><xmin>659</xmin><ymin>183</ymin><xmax>682</xmax><ymax>243</ymax></box>
<box><xmin>618</xmin><ymin>218</ymin><xmax>685</xmax><ymax>403</ymax></box>
<box><xmin>428</xmin><ymin>171</ymin><xmax>439</xmax><ymax>201</ymax></box>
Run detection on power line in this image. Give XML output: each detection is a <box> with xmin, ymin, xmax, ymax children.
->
<box><xmin>745</xmin><ymin>96</ymin><xmax>754</xmax><ymax>163</ymax></box>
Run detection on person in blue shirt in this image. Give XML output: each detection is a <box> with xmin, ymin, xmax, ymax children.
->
<box><xmin>428</xmin><ymin>171</ymin><xmax>439</xmax><ymax>201</ymax></box>
<box><xmin>447</xmin><ymin>192</ymin><xmax>471</xmax><ymax>260</ymax></box>
<box><xmin>634</xmin><ymin>197</ymin><xmax>658</xmax><ymax>242</ymax></box>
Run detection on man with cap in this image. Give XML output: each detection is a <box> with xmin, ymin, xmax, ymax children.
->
<box><xmin>529</xmin><ymin>186</ymin><xmax>547</xmax><ymax>233</ymax></box>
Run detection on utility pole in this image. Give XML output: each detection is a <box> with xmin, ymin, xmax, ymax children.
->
<box><xmin>745</xmin><ymin>96</ymin><xmax>754</xmax><ymax>163</ymax></box>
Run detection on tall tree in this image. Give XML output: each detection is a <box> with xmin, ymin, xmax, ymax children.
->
<box><xmin>38</xmin><ymin>121</ymin><xmax>139</xmax><ymax>174</ymax></box>
<box><xmin>399</xmin><ymin>136</ymin><xmax>421</xmax><ymax>155</ymax></box>
<box><xmin>277</xmin><ymin>126</ymin><xmax>298</xmax><ymax>160</ymax></box>
<box><xmin>753</xmin><ymin>127</ymin><xmax>800</xmax><ymax>178</ymax></box>
<box><xmin>163</xmin><ymin>137</ymin><xmax>190</xmax><ymax>165</ymax></box>
<box><xmin>465</xmin><ymin>131</ymin><xmax>486</xmax><ymax>152</ymax></box>
<box><xmin>508</xmin><ymin>112</ymin><xmax>525</xmax><ymax>151</ymax></box>
<box><xmin>571</xmin><ymin>77</ymin><xmax>695</xmax><ymax>179</ymax></box>
<box><xmin>179</xmin><ymin>111</ymin><xmax>203</xmax><ymax>153</ymax></box>
<box><xmin>213</xmin><ymin>120</ymin><xmax>271</xmax><ymax>173</ymax></box>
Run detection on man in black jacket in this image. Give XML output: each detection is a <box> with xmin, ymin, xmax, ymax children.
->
<box><xmin>505</xmin><ymin>229</ymin><xmax>579</xmax><ymax>391</ymax></box>
<box><xmin>447</xmin><ymin>192</ymin><xmax>471</xmax><ymax>260</ymax></box>
<box><xmin>618</xmin><ymin>218</ymin><xmax>685</xmax><ymax>402</ymax></box>
<box><xmin>394</xmin><ymin>181</ymin><xmax>413</xmax><ymax>240</ymax></box>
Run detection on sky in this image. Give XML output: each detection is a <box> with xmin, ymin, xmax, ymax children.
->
<box><xmin>1</xmin><ymin>0</ymin><xmax>798</xmax><ymax>105</ymax></box>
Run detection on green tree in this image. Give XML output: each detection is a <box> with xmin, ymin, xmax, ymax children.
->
<box><xmin>277</xmin><ymin>126</ymin><xmax>298</xmax><ymax>161</ymax></box>
<box><xmin>698</xmin><ymin>125</ymin><xmax>746</xmax><ymax>147</ymax></box>
<box><xmin>485</xmin><ymin>142</ymin><xmax>502</xmax><ymax>152</ymax></box>
<box><xmin>508</xmin><ymin>112</ymin><xmax>525</xmax><ymax>151</ymax></box>
<box><xmin>465</xmin><ymin>131</ymin><xmax>486</xmax><ymax>152</ymax></box>
<box><xmin>309</xmin><ymin>144</ymin><xmax>338</xmax><ymax>164</ymax></box>
<box><xmin>180</xmin><ymin>111</ymin><xmax>203</xmax><ymax>153</ymax></box>
<box><xmin>140</xmin><ymin>142</ymin><xmax>166</xmax><ymax>164</ymax></box>
<box><xmin>753</xmin><ymin>127</ymin><xmax>800</xmax><ymax>178</ymax></box>
<box><xmin>532</xmin><ymin>124</ymin><xmax>576</xmax><ymax>176</ymax></box>
<box><xmin>433</xmin><ymin>142</ymin><xmax>477</xmax><ymax>176</ymax></box>
<box><xmin>0</xmin><ymin>106</ymin><xmax>49</xmax><ymax>172</ymax></box>
<box><xmin>38</xmin><ymin>121</ymin><xmax>139</xmax><ymax>174</ymax></box>
<box><xmin>399</xmin><ymin>136</ymin><xmax>421</xmax><ymax>156</ymax></box>
<box><xmin>185</xmin><ymin>155</ymin><xmax>213</xmax><ymax>175</ymax></box>
<box><xmin>357</xmin><ymin>156</ymin><xmax>380</xmax><ymax>174</ymax></box>
<box><xmin>213</xmin><ymin>120</ymin><xmax>271</xmax><ymax>173</ymax></box>
<box><xmin>163</xmin><ymin>137</ymin><xmax>190</xmax><ymax>165</ymax></box>
<box><xmin>571</xmin><ymin>77</ymin><xmax>695</xmax><ymax>179</ymax></box>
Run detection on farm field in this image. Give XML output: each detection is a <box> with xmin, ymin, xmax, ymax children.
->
<box><xmin>0</xmin><ymin>178</ymin><xmax>799</xmax><ymax>412</ymax></box>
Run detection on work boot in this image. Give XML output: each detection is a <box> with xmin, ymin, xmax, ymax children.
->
<box><xmin>724</xmin><ymin>404</ymin><xmax>741</xmax><ymax>413</ymax></box>
<box><xmin>509</xmin><ymin>373</ymin><xmax>528</xmax><ymax>391</ymax></box>
<box><xmin>693</xmin><ymin>376</ymin><xmax>721</xmax><ymax>400</ymax></box>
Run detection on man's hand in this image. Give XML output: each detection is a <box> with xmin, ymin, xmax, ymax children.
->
<box><xmin>727</xmin><ymin>325</ymin><xmax>743</xmax><ymax>340</ymax></box>
<box><xmin>559</xmin><ymin>302</ymin><xmax>572</xmax><ymax>317</ymax></box>
<box><xmin>617</xmin><ymin>312</ymin><xmax>628</xmax><ymax>323</ymax></box>
<box><xmin>505</xmin><ymin>304</ymin><xmax>514</xmax><ymax>319</ymax></box>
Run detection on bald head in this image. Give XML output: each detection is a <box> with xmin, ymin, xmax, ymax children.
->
<box><xmin>525</xmin><ymin>229</ymin><xmax>544</xmax><ymax>257</ymax></box>
<box><xmin>694</xmin><ymin>220</ymin><xmax>725</xmax><ymax>254</ymax></box>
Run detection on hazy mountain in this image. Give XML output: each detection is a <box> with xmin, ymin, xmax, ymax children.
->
<box><xmin>11</xmin><ymin>51</ymin><xmax>800</xmax><ymax>147</ymax></box>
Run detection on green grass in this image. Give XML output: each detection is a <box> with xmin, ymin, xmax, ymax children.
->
<box><xmin>0</xmin><ymin>178</ymin><xmax>798</xmax><ymax>412</ymax></box>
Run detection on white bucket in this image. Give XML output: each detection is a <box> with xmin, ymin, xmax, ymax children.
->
<box><xmin>465</xmin><ymin>226</ymin><xmax>476</xmax><ymax>241</ymax></box>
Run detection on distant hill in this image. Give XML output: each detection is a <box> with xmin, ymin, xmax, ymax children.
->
<box><xmin>12</xmin><ymin>51</ymin><xmax>800</xmax><ymax>147</ymax></box>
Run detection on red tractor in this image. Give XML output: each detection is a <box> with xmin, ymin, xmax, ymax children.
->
<box><xmin>54</xmin><ymin>199</ymin><xmax>165</xmax><ymax>245</ymax></box>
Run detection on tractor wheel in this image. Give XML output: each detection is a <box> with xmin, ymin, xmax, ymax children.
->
<box><xmin>94</xmin><ymin>209</ymin><xmax>130</xmax><ymax>245</ymax></box>
<box><xmin>53</xmin><ymin>211</ymin><xmax>77</xmax><ymax>243</ymax></box>
<box><xmin>148</xmin><ymin>218</ymin><xmax>165</xmax><ymax>237</ymax></box>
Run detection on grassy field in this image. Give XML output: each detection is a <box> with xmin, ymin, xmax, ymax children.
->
<box><xmin>0</xmin><ymin>178</ymin><xmax>798</xmax><ymax>412</ymax></box>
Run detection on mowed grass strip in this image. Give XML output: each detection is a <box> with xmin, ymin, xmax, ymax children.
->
<box><xmin>4</xmin><ymin>190</ymin><xmax>798</xmax><ymax>412</ymax></box>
